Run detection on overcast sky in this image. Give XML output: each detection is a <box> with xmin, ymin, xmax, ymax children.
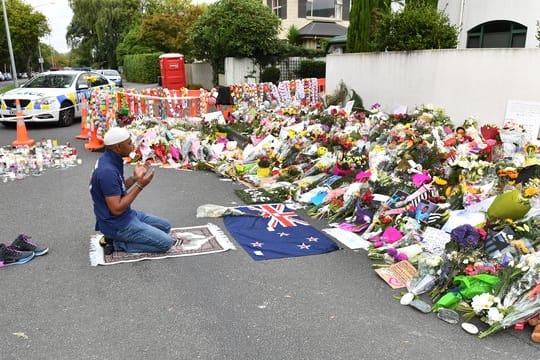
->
<box><xmin>24</xmin><ymin>0</ymin><xmax>216</xmax><ymax>54</ymax></box>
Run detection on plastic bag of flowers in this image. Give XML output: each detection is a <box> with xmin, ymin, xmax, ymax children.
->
<box><xmin>406</xmin><ymin>254</ymin><xmax>443</xmax><ymax>295</ymax></box>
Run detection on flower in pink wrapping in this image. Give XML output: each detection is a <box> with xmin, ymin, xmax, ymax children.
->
<box><xmin>333</xmin><ymin>164</ymin><xmax>352</xmax><ymax>176</ymax></box>
<box><xmin>355</xmin><ymin>170</ymin><xmax>371</xmax><ymax>182</ymax></box>
<box><xmin>169</xmin><ymin>144</ymin><xmax>180</xmax><ymax>161</ymax></box>
<box><xmin>216</xmin><ymin>136</ymin><xmax>228</xmax><ymax>144</ymax></box>
<box><xmin>411</xmin><ymin>171</ymin><xmax>432</xmax><ymax>187</ymax></box>
<box><xmin>381</xmin><ymin>226</ymin><xmax>402</xmax><ymax>244</ymax></box>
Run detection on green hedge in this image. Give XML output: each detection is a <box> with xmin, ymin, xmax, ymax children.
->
<box><xmin>298</xmin><ymin>60</ymin><xmax>326</xmax><ymax>79</ymax></box>
<box><xmin>123</xmin><ymin>52</ymin><xmax>162</xmax><ymax>84</ymax></box>
<box><xmin>260</xmin><ymin>66</ymin><xmax>281</xmax><ymax>84</ymax></box>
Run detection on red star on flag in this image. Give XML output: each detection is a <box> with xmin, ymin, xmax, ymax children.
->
<box><xmin>297</xmin><ymin>243</ymin><xmax>311</xmax><ymax>250</ymax></box>
<box><xmin>278</xmin><ymin>232</ymin><xmax>289</xmax><ymax>237</ymax></box>
<box><xmin>251</xmin><ymin>242</ymin><xmax>264</xmax><ymax>248</ymax></box>
<box><xmin>306</xmin><ymin>236</ymin><xmax>318</xmax><ymax>242</ymax></box>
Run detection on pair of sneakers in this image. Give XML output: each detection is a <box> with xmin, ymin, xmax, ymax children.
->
<box><xmin>0</xmin><ymin>234</ymin><xmax>48</xmax><ymax>267</ymax></box>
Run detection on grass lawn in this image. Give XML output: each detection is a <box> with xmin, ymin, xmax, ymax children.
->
<box><xmin>0</xmin><ymin>83</ymin><xmax>16</xmax><ymax>94</ymax></box>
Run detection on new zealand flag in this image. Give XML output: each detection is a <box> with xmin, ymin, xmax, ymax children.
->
<box><xmin>223</xmin><ymin>204</ymin><xmax>340</xmax><ymax>261</ymax></box>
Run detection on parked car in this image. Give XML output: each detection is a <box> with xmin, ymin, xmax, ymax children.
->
<box><xmin>0</xmin><ymin>70</ymin><xmax>115</xmax><ymax>127</ymax></box>
<box><xmin>95</xmin><ymin>69</ymin><xmax>123</xmax><ymax>87</ymax></box>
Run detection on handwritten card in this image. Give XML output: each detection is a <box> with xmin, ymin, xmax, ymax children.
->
<box><xmin>421</xmin><ymin>226</ymin><xmax>451</xmax><ymax>255</ymax></box>
<box><xmin>375</xmin><ymin>260</ymin><xmax>418</xmax><ymax>289</ymax></box>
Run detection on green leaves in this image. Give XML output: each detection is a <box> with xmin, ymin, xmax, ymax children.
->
<box><xmin>371</xmin><ymin>4</ymin><xmax>459</xmax><ymax>51</ymax></box>
<box><xmin>188</xmin><ymin>0</ymin><xmax>280</xmax><ymax>82</ymax></box>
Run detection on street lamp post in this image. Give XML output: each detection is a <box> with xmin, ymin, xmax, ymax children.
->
<box><xmin>38</xmin><ymin>44</ymin><xmax>44</xmax><ymax>72</ymax></box>
<box><xmin>1</xmin><ymin>0</ymin><xmax>18</xmax><ymax>87</ymax></box>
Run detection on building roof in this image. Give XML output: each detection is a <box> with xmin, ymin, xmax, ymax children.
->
<box><xmin>328</xmin><ymin>34</ymin><xmax>347</xmax><ymax>44</ymax></box>
<box><xmin>298</xmin><ymin>21</ymin><xmax>348</xmax><ymax>38</ymax></box>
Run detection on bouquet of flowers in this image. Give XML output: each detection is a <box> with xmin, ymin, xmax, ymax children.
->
<box><xmin>406</xmin><ymin>253</ymin><xmax>443</xmax><ymax>295</ymax></box>
<box><xmin>479</xmin><ymin>286</ymin><xmax>540</xmax><ymax>338</ymax></box>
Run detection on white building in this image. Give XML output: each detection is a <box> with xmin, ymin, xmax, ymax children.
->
<box><xmin>263</xmin><ymin>0</ymin><xmax>351</xmax><ymax>49</ymax></box>
<box><xmin>438</xmin><ymin>0</ymin><xmax>540</xmax><ymax>48</ymax></box>
<box><xmin>262</xmin><ymin>1</ymin><xmax>540</xmax><ymax>51</ymax></box>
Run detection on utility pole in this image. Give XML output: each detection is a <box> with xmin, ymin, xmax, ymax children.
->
<box><xmin>1</xmin><ymin>0</ymin><xmax>18</xmax><ymax>87</ymax></box>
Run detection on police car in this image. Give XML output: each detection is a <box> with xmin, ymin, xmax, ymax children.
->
<box><xmin>0</xmin><ymin>70</ymin><xmax>115</xmax><ymax>127</ymax></box>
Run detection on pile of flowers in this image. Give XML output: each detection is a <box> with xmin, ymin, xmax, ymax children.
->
<box><xmin>114</xmin><ymin>88</ymin><xmax>540</xmax><ymax>341</ymax></box>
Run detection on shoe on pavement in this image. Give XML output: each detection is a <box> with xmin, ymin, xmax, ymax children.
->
<box><xmin>9</xmin><ymin>234</ymin><xmax>48</xmax><ymax>256</ymax></box>
<box><xmin>99</xmin><ymin>236</ymin><xmax>114</xmax><ymax>255</ymax></box>
<box><xmin>0</xmin><ymin>243</ymin><xmax>34</xmax><ymax>267</ymax></box>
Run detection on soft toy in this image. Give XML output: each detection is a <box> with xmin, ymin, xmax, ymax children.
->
<box><xmin>526</xmin><ymin>284</ymin><xmax>540</xmax><ymax>342</ymax></box>
<box><xmin>528</xmin><ymin>314</ymin><xmax>540</xmax><ymax>343</ymax></box>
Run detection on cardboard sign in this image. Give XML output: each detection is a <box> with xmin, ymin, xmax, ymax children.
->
<box><xmin>505</xmin><ymin>100</ymin><xmax>540</xmax><ymax>144</ymax></box>
<box><xmin>375</xmin><ymin>260</ymin><xmax>418</xmax><ymax>289</ymax></box>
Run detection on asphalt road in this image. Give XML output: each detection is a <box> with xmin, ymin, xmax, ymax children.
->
<box><xmin>0</xmin><ymin>115</ymin><xmax>538</xmax><ymax>359</ymax></box>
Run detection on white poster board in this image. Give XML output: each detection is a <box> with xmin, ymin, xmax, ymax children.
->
<box><xmin>505</xmin><ymin>100</ymin><xmax>540</xmax><ymax>145</ymax></box>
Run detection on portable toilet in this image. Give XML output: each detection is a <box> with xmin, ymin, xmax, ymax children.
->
<box><xmin>159</xmin><ymin>53</ymin><xmax>186</xmax><ymax>90</ymax></box>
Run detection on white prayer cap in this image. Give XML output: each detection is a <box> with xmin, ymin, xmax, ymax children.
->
<box><xmin>104</xmin><ymin>127</ymin><xmax>130</xmax><ymax>146</ymax></box>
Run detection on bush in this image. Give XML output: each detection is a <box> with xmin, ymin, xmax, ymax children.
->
<box><xmin>260</xmin><ymin>66</ymin><xmax>281</xmax><ymax>84</ymax></box>
<box><xmin>298</xmin><ymin>60</ymin><xmax>326</xmax><ymax>79</ymax></box>
<box><xmin>372</xmin><ymin>4</ymin><xmax>458</xmax><ymax>51</ymax></box>
<box><xmin>123</xmin><ymin>52</ymin><xmax>161</xmax><ymax>83</ymax></box>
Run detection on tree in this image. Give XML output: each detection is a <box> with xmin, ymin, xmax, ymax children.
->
<box><xmin>287</xmin><ymin>25</ymin><xmax>301</xmax><ymax>46</ymax></box>
<box><xmin>0</xmin><ymin>0</ymin><xmax>49</xmax><ymax>76</ymax></box>
<box><xmin>347</xmin><ymin>0</ymin><xmax>390</xmax><ymax>53</ymax></box>
<box><xmin>371</xmin><ymin>3</ymin><xmax>458</xmax><ymax>51</ymax></box>
<box><xmin>116</xmin><ymin>1</ymin><xmax>205</xmax><ymax>65</ymax></box>
<box><xmin>188</xmin><ymin>0</ymin><xmax>280</xmax><ymax>83</ymax></box>
<box><xmin>405</xmin><ymin>0</ymin><xmax>438</xmax><ymax>8</ymax></box>
<box><xmin>67</xmin><ymin>0</ymin><xmax>140</xmax><ymax>68</ymax></box>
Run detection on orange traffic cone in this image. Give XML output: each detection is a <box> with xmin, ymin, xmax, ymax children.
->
<box><xmin>75</xmin><ymin>98</ymin><xmax>89</xmax><ymax>140</ymax></box>
<box><xmin>84</xmin><ymin>126</ymin><xmax>105</xmax><ymax>151</ymax></box>
<box><xmin>12</xmin><ymin>99</ymin><xmax>35</xmax><ymax>147</ymax></box>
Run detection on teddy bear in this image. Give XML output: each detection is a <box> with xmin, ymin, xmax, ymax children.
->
<box><xmin>528</xmin><ymin>314</ymin><xmax>540</xmax><ymax>343</ymax></box>
<box><xmin>526</xmin><ymin>283</ymin><xmax>540</xmax><ymax>343</ymax></box>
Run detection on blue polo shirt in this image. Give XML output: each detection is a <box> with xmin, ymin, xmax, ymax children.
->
<box><xmin>89</xmin><ymin>149</ymin><xmax>135</xmax><ymax>237</ymax></box>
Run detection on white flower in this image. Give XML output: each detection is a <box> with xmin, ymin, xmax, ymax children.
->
<box><xmin>487</xmin><ymin>307</ymin><xmax>504</xmax><ymax>324</ymax></box>
<box><xmin>471</xmin><ymin>293</ymin><xmax>495</xmax><ymax>314</ymax></box>
<box><xmin>424</xmin><ymin>256</ymin><xmax>443</xmax><ymax>268</ymax></box>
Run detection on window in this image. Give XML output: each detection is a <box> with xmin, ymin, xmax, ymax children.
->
<box><xmin>306</xmin><ymin>0</ymin><xmax>341</xmax><ymax>20</ymax></box>
<box><xmin>269</xmin><ymin>0</ymin><xmax>286</xmax><ymax>19</ymax></box>
<box><xmin>467</xmin><ymin>21</ymin><xmax>527</xmax><ymax>48</ymax></box>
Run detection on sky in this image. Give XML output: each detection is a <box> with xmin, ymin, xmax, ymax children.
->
<box><xmin>24</xmin><ymin>0</ymin><xmax>217</xmax><ymax>54</ymax></box>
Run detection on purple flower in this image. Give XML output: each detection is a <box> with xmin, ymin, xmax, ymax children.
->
<box><xmin>451</xmin><ymin>224</ymin><xmax>481</xmax><ymax>250</ymax></box>
<box><xmin>387</xmin><ymin>248</ymin><xmax>398</xmax><ymax>257</ymax></box>
<box><xmin>396</xmin><ymin>253</ymin><xmax>409</xmax><ymax>261</ymax></box>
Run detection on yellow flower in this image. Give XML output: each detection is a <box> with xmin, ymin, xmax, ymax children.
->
<box><xmin>434</xmin><ymin>176</ymin><xmax>448</xmax><ymax>186</ymax></box>
<box><xmin>317</xmin><ymin>146</ymin><xmax>328</xmax><ymax>156</ymax></box>
<box><xmin>523</xmin><ymin>186</ymin><xmax>538</xmax><ymax>198</ymax></box>
<box><xmin>287</xmin><ymin>129</ymin><xmax>297</xmax><ymax>138</ymax></box>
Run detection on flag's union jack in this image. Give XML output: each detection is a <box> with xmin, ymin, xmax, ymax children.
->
<box><xmin>248</xmin><ymin>204</ymin><xmax>309</xmax><ymax>231</ymax></box>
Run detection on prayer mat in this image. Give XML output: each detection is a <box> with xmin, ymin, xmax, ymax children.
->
<box><xmin>89</xmin><ymin>223</ymin><xmax>235</xmax><ymax>266</ymax></box>
<box><xmin>223</xmin><ymin>204</ymin><xmax>340</xmax><ymax>261</ymax></box>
